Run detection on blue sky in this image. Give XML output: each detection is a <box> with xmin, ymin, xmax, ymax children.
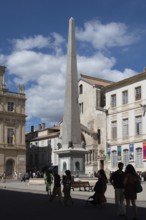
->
<box><xmin>0</xmin><ymin>0</ymin><xmax>146</xmax><ymax>132</ymax></box>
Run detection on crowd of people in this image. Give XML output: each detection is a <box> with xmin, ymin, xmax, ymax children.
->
<box><xmin>44</xmin><ymin>169</ymin><xmax>73</xmax><ymax>206</ymax></box>
<box><xmin>0</xmin><ymin>162</ymin><xmax>143</xmax><ymax>219</ymax></box>
<box><xmin>43</xmin><ymin>163</ymin><xmax>142</xmax><ymax>219</ymax></box>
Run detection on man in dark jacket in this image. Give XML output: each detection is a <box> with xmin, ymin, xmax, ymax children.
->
<box><xmin>110</xmin><ymin>162</ymin><xmax>125</xmax><ymax>216</ymax></box>
<box><xmin>50</xmin><ymin>171</ymin><xmax>62</xmax><ymax>202</ymax></box>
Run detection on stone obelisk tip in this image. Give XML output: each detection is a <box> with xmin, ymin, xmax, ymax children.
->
<box><xmin>69</xmin><ymin>17</ymin><xmax>74</xmax><ymax>22</ymax></box>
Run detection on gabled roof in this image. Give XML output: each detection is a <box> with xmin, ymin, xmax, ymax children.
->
<box><xmin>80</xmin><ymin>73</ymin><xmax>114</xmax><ymax>88</ymax></box>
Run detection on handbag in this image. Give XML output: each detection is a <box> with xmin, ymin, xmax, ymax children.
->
<box><xmin>135</xmin><ymin>178</ymin><xmax>143</xmax><ymax>193</ymax></box>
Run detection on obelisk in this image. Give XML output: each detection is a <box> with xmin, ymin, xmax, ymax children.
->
<box><xmin>62</xmin><ymin>17</ymin><xmax>81</xmax><ymax>149</ymax></box>
<box><xmin>55</xmin><ymin>18</ymin><xmax>87</xmax><ymax>175</ymax></box>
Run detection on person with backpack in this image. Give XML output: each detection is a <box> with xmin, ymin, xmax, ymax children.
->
<box><xmin>124</xmin><ymin>164</ymin><xmax>141</xmax><ymax>220</ymax></box>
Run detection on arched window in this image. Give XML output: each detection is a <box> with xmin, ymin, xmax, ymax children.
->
<box><xmin>79</xmin><ymin>84</ymin><xmax>83</xmax><ymax>94</ymax></box>
<box><xmin>135</xmin><ymin>148</ymin><xmax>143</xmax><ymax>168</ymax></box>
<box><xmin>75</xmin><ymin>161</ymin><xmax>80</xmax><ymax>171</ymax></box>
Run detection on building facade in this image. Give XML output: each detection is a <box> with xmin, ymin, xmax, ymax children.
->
<box><xmin>104</xmin><ymin>68</ymin><xmax>146</xmax><ymax>172</ymax></box>
<box><xmin>0</xmin><ymin>66</ymin><xmax>26</xmax><ymax>177</ymax></box>
<box><xmin>25</xmin><ymin>69</ymin><xmax>146</xmax><ymax>175</ymax></box>
<box><xmin>78</xmin><ymin>74</ymin><xmax>113</xmax><ymax>175</ymax></box>
<box><xmin>26</xmin><ymin>123</ymin><xmax>60</xmax><ymax>172</ymax></box>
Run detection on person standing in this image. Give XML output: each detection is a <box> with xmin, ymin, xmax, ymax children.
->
<box><xmin>21</xmin><ymin>173</ymin><xmax>26</xmax><ymax>182</ymax></box>
<box><xmin>124</xmin><ymin>164</ymin><xmax>139</xmax><ymax>220</ymax></box>
<box><xmin>1</xmin><ymin>172</ymin><xmax>6</xmax><ymax>182</ymax></box>
<box><xmin>110</xmin><ymin>162</ymin><xmax>125</xmax><ymax>216</ymax></box>
<box><xmin>62</xmin><ymin>170</ymin><xmax>73</xmax><ymax>206</ymax></box>
<box><xmin>44</xmin><ymin>170</ymin><xmax>53</xmax><ymax>198</ymax></box>
<box><xmin>50</xmin><ymin>170</ymin><xmax>62</xmax><ymax>202</ymax></box>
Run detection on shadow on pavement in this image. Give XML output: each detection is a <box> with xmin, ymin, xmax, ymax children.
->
<box><xmin>0</xmin><ymin>189</ymin><xmax>145</xmax><ymax>220</ymax></box>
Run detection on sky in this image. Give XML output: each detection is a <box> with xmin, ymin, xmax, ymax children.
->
<box><xmin>0</xmin><ymin>0</ymin><xmax>146</xmax><ymax>133</ymax></box>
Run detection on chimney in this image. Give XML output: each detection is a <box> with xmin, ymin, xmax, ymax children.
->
<box><xmin>38</xmin><ymin>124</ymin><xmax>42</xmax><ymax>130</ymax></box>
<box><xmin>31</xmin><ymin>126</ymin><xmax>34</xmax><ymax>133</ymax></box>
<box><xmin>42</xmin><ymin>123</ymin><xmax>46</xmax><ymax>129</ymax></box>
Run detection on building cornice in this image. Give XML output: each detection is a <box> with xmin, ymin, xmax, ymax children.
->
<box><xmin>104</xmin><ymin>70</ymin><xmax>146</xmax><ymax>92</ymax></box>
<box><xmin>79</xmin><ymin>73</ymin><xmax>114</xmax><ymax>87</ymax></box>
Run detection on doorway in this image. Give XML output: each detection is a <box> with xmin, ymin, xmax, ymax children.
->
<box><xmin>5</xmin><ymin>159</ymin><xmax>14</xmax><ymax>176</ymax></box>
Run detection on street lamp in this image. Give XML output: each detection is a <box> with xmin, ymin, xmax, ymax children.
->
<box><xmin>140</xmin><ymin>104</ymin><xmax>146</xmax><ymax>116</ymax></box>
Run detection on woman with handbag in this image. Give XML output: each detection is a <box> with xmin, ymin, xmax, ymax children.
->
<box><xmin>124</xmin><ymin>164</ymin><xmax>140</xmax><ymax>220</ymax></box>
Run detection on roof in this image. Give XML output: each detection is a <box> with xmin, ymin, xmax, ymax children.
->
<box><xmin>31</xmin><ymin>131</ymin><xmax>60</xmax><ymax>141</ymax></box>
<box><xmin>104</xmin><ymin>69</ymin><xmax>146</xmax><ymax>92</ymax></box>
<box><xmin>50</xmin><ymin>125</ymin><xmax>60</xmax><ymax>130</ymax></box>
<box><xmin>80</xmin><ymin>73</ymin><xmax>114</xmax><ymax>87</ymax></box>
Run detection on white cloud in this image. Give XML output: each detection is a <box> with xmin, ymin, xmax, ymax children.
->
<box><xmin>77</xmin><ymin>53</ymin><xmax>137</xmax><ymax>81</ymax></box>
<box><xmin>12</xmin><ymin>35</ymin><xmax>50</xmax><ymax>51</ymax></box>
<box><xmin>0</xmin><ymin>54</ymin><xmax>7</xmax><ymax>64</ymax></box>
<box><xmin>1</xmin><ymin>18</ymin><xmax>140</xmax><ymax>130</ymax></box>
<box><xmin>78</xmin><ymin>52</ymin><xmax>116</xmax><ymax>76</ymax></box>
<box><xmin>6</xmin><ymin>50</ymin><xmax>66</xmax><ymax>84</ymax></box>
<box><xmin>97</xmin><ymin>68</ymin><xmax>137</xmax><ymax>82</ymax></box>
<box><xmin>51</xmin><ymin>32</ymin><xmax>65</xmax><ymax>56</ymax></box>
<box><xmin>76</xmin><ymin>20</ymin><xmax>139</xmax><ymax>50</ymax></box>
<box><xmin>26</xmin><ymin>80</ymin><xmax>64</xmax><ymax>123</ymax></box>
<box><xmin>11</xmin><ymin>33</ymin><xmax>65</xmax><ymax>55</ymax></box>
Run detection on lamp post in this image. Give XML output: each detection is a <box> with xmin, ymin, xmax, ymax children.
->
<box><xmin>140</xmin><ymin>104</ymin><xmax>146</xmax><ymax>116</ymax></box>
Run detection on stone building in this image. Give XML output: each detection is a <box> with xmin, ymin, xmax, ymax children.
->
<box><xmin>0</xmin><ymin>66</ymin><xmax>26</xmax><ymax>177</ymax></box>
<box><xmin>104</xmin><ymin>68</ymin><xmax>146</xmax><ymax>172</ymax></box>
<box><xmin>26</xmin><ymin>123</ymin><xmax>60</xmax><ymax>172</ymax></box>
<box><xmin>25</xmin><ymin>68</ymin><xmax>146</xmax><ymax>175</ymax></box>
<box><xmin>79</xmin><ymin>74</ymin><xmax>113</xmax><ymax>175</ymax></box>
<box><xmin>25</xmin><ymin>72</ymin><xmax>113</xmax><ymax>176</ymax></box>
